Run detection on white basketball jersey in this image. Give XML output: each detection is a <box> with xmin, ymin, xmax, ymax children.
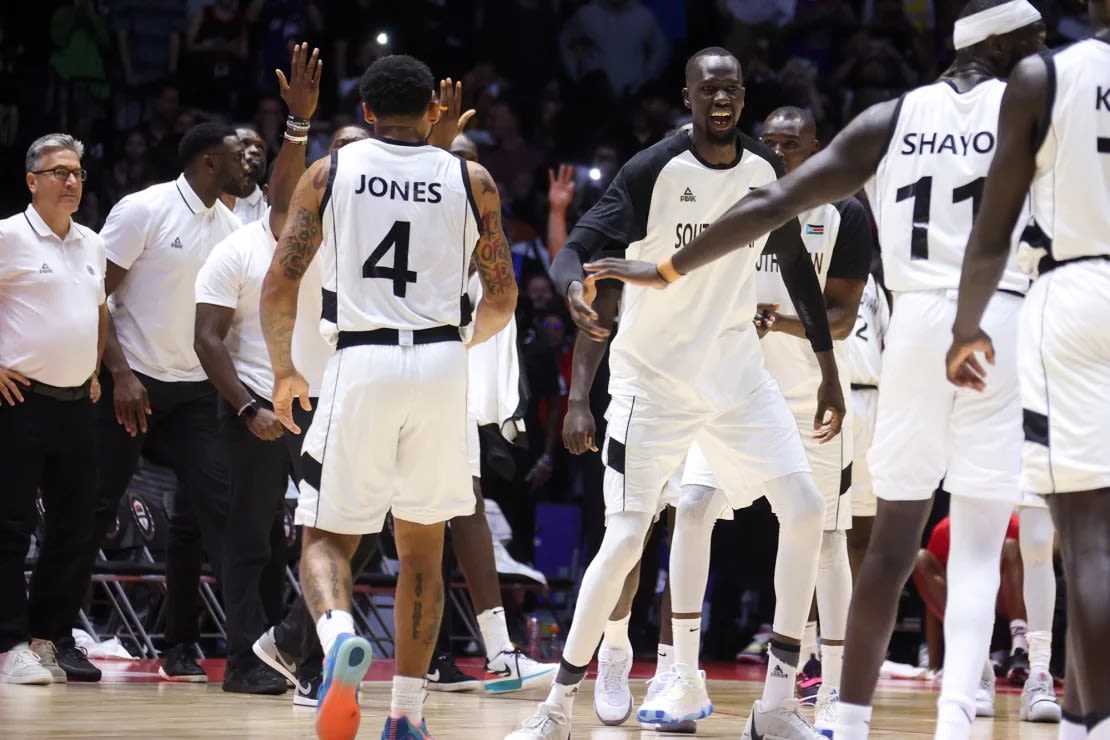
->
<box><xmin>1030</xmin><ymin>40</ymin><xmax>1110</xmax><ymax>263</ymax></box>
<box><xmin>318</xmin><ymin>138</ymin><xmax>479</xmax><ymax>340</ymax></box>
<box><xmin>867</xmin><ymin>79</ymin><xmax>1030</xmax><ymax>294</ymax></box>
<box><xmin>848</xmin><ymin>274</ymin><xmax>889</xmax><ymax>387</ymax></box>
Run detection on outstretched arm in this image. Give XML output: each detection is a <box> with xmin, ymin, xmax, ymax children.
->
<box><xmin>269</xmin><ymin>43</ymin><xmax>322</xmax><ymax>238</ymax></box>
<box><xmin>466</xmin><ymin>161</ymin><xmax>518</xmax><ymax>346</ymax></box>
<box><xmin>948</xmin><ymin>54</ymin><xmax>1048</xmax><ymax>389</ymax></box>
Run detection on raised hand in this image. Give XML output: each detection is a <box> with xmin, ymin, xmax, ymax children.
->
<box><xmin>428</xmin><ymin>78</ymin><xmax>476</xmax><ymax>151</ymax></box>
<box><xmin>276</xmin><ymin>42</ymin><xmax>322</xmax><ymax>120</ymax></box>
<box><xmin>547</xmin><ymin>164</ymin><xmax>576</xmax><ymax>212</ymax></box>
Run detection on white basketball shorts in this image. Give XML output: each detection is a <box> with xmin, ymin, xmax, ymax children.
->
<box><xmin>601</xmin><ymin>374</ymin><xmax>810</xmax><ymax>518</ymax></box>
<box><xmin>296</xmin><ymin>342</ymin><xmax>475</xmax><ymax>534</ymax></box>
<box><xmin>1019</xmin><ymin>260</ymin><xmax>1110</xmax><ymax>495</ymax></box>
<box><xmin>850</xmin><ymin>387</ymin><xmax>879</xmax><ymax>518</ymax></box>
<box><xmin>466</xmin><ymin>414</ymin><xmax>481</xmax><ymax>479</ymax></box>
<box><xmin>869</xmin><ymin>290</ymin><xmax>1022</xmax><ymax>504</ymax></box>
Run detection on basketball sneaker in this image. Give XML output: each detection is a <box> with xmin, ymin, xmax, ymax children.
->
<box><xmin>427</xmin><ymin>653</ymin><xmax>481</xmax><ymax>692</ymax></box>
<box><xmin>317</xmin><ymin>634</ymin><xmax>372</xmax><ymax>740</ymax></box>
<box><xmin>593</xmin><ymin>645</ymin><xmax>633</xmax><ymax>725</ymax></box>
<box><xmin>638</xmin><ymin>674</ymin><xmax>697</xmax><ymax>732</ymax></box>
<box><xmin>29</xmin><ymin>639</ymin><xmax>67</xmax><ymax>683</ymax></box>
<box><xmin>505</xmin><ymin>702</ymin><xmax>571</xmax><ymax>740</ymax></box>
<box><xmin>294</xmin><ymin>672</ymin><xmax>322</xmax><ymax>707</ymax></box>
<box><xmin>253</xmin><ymin>627</ymin><xmax>299</xmax><ymax>686</ymax></box>
<box><xmin>737</xmin><ymin>624</ymin><xmax>773</xmax><ymax>664</ymax></box>
<box><xmin>485</xmin><ymin>647</ymin><xmax>557</xmax><ymax>694</ymax></box>
<box><xmin>0</xmin><ymin>643</ymin><xmax>53</xmax><ymax>685</ymax></box>
<box><xmin>1020</xmin><ymin>670</ymin><xmax>1062</xmax><ymax>723</ymax></box>
<box><xmin>380</xmin><ymin>716</ymin><xmax>433</xmax><ymax>738</ymax></box>
<box><xmin>975</xmin><ymin>661</ymin><xmax>996</xmax><ymax>718</ymax></box>
<box><xmin>54</xmin><ymin>637</ymin><xmax>101</xmax><ymax>682</ymax></box>
<box><xmin>814</xmin><ymin>685</ymin><xmax>840</xmax><ymax>737</ymax></box>
<box><xmin>741</xmin><ymin>698</ymin><xmax>825</xmax><ymax>740</ymax></box>
<box><xmin>637</xmin><ymin>663</ymin><xmax>712</xmax><ymax>724</ymax></box>
<box><xmin>158</xmin><ymin>643</ymin><xmax>208</xmax><ymax>682</ymax></box>
<box><xmin>1007</xmin><ymin>647</ymin><xmax>1031</xmax><ymax>686</ymax></box>
<box><xmin>797</xmin><ymin>655</ymin><xmax>823</xmax><ymax>705</ymax></box>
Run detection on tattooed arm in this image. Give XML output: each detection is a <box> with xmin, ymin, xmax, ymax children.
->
<box><xmin>260</xmin><ymin>156</ymin><xmax>329</xmax><ymax>432</ymax></box>
<box><xmin>466</xmin><ymin>161</ymin><xmax>518</xmax><ymax>346</ymax></box>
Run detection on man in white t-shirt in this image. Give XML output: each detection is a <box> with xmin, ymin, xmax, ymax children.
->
<box><xmin>93</xmin><ymin>121</ymin><xmax>253</xmax><ymax>682</ymax></box>
<box><xmin>0</xmin><ymin>134</ymin><xmax>107</xmax><ymax>686</ymax></box>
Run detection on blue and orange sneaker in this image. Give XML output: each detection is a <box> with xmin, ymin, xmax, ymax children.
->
<box><xmin>381</xmin><ymin>715</ymin><xmax>434</xmax><ymax>738</ymax></box>
<box><xmin>316</xmin><ymin>633</ymin><xmax>372</xmax><ymax>740</ymax></box>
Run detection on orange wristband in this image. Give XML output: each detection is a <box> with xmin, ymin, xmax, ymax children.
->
<box><xmin>656</xmin><ymin>256</ymin><xmax>682</xmax><ymax>284</ymax></box>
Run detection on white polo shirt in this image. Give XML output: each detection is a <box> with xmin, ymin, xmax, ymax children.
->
<box><xmin>101</xmin><ymin>173</ymin><xmax>242</xmax><ymax>382</ymax></box>
<box><xmin>232</xmin><ymin>185</ymin><xmax>267</xmax><ymax>225</ymax></box>
<box><xmin>194</xmin><ymin>213</ymin><xmax>331</xmax><ymax>400</ymax></box>
<box><xmin>0</xmin><ymin>205</ymin><xmax>106</xmax><ymax>387</ymax></box>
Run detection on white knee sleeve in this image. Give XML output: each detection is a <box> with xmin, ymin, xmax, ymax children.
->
<box><xmin>670</xmin><ymin>485</ymin><xmax>725</xmax><ymax>614</ymax></box>
<box><xmin>1020</xmin><ymin>506</ymin><xmax>1057</xmax><ymax>634</ymax></box>
<box><xmin>765</xmin><ymin>472</ymin><xmax>824</xmax><ymax>640</ymax></box>
<box><xmin>816</xmin><ymin>529</ymin><xmax>852</xmax><ymax>641</ymax></box>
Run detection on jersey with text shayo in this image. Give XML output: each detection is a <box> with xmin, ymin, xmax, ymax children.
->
<box><xmin>1030</xmin><ymin>40</ymin><xmax>1110</xmax><ymax>264</ymax></box>
<box><xmin>575</xmin><ymin>132</ymin><xmax>800</xmax><ymax>407</ymax></box>
<box><xmin>867</xmin><ymin>79</ymin><xmax>1030</xmax><ymax>294</ymax></box>
<box><xmin>318</xmin><ymin>137</ymin><xmax>478</xmax><ymax>343</ymax></box>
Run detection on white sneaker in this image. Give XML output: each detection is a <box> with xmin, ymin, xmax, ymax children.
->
<box><xmin>485</xmin><ymin>648</ymin><xmax>558</xmax><ymax>694</ymax></box>
<box><xmin>637</xmin><ymin>663</ymin><xmax>712</xmax><ymax>724</ymax></box>
<box><xmin>592</xmin><ymin>647</ymin><xmax>633</xmax><ymax>725</ymax></box>
<box><xmin>0</xmin><ymin>643</ymin><xmax>53</xmax><ymax>685</ymax></box>
<box><xmin>638</xmin><ymin>672</ymin><xmax>697</xmax><ymax>732</ymax></box>
<box><xmin>252</xmin><ymin>627</ymin><xmax>298</xmax><ymax>687</ymax></box>
<box><xmin>742</xmin><ymin>698</ymin><xmax>825</xmax><ymax>740</ymax></box>
<box><xmin>976</xmin><ymin>663</ymin><xmax>996</xmax><ymax>718</ymax></box>
<box><xmin>505</xmin><ymin>702</ymin><xmax>571</xmax><ymax>740</ymax></box>
<box><xmin>814</xmin><ymin>685</ymin><xmax>839</xmax><ymax>737</ymax></box>
<box><xmin>1020</xmin><ymin>670</ymin><xmax>1062</xmax><ymax>723</ymax></box>
<box><xmin>29</xmin><ymin>639</ymin><xmax>67</xmax><ymax>683</ymax></box>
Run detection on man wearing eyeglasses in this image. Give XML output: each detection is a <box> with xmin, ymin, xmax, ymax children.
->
<box><xmin>0</xmin><ymin>134</ymin><xmax>107</xmax><ymax>685</ymax></box>
<box><xmin>90</xmin><ymin>121</ymin><xmax>253</xmax><ymax>682</ymax></box>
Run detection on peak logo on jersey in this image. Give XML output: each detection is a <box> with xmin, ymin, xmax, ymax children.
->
<box><xmin>355</xmin><ymin>175</ymin><xmax>443</xmax><ymax>204</ymax></box>
<box><xmin>804</xmin><ymin>224</ymin><xmax>825</xmax><ymax>235</ymax></box>
<box><xmin>170</xmin><ymin>237</ymin><xmax>184</xmax><ymax>249</ymax></box>
<box><xmin>680</xmin><ymin>187</ymin><xmax>696</xmax><ymax>203</ymax></box>
<box><xmin>1098</xmin><ymin>86</ymin><xmax>1110</xmax><ymax>113</ymax></box>
<box><xmin>900</xmin><ymin>131</ymin><xmax>995</xmax><ymax>157</ymax></box>
<box><xmin>39</xmin><ymin>262</ymin><xmax>53</xmax><ymax>274</ymax></box>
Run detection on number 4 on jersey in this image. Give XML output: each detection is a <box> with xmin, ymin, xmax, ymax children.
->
<box><xmin>363</xmin><ymin>220</ymin><xmax>417</xmax><ymax>297</ymax></box>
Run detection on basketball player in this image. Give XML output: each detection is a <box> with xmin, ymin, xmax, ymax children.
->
<box><xmin>587</xmin><ymin>5</ymin><xmax>1046</xmax><ymax>738</ymax></box>
<box><xmin>845</xmin><ymin>273</ymin><xmax>889</xmax><ymax>577</ymax></box>
<box><xmin>507</xmin><ymin>47</ymin><xmax>844</xmax><ymax>740</ymax></box>
<box><xmin>946</xmin><ymin>1</ymin><xmax>1110</xmax><ymax>736</ymax></box>
<box><xmin>260</xmin><ymin>54</ymin><xmax>517</xmax><ymax>740</ymax></box>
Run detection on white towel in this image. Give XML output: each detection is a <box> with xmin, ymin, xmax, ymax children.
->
<box><xmin>466</xmin><ymin>274</ymin><xmax>525</xmax><ymax>441</ymax></box>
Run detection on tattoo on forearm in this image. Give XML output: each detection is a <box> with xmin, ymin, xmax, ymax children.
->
<box><xmin>476</xmin><ymin>211</ymin><xmax>516</xmax><ymax>296</ymax></box>
<box><xmin>277</xmin><ymin>206</ymin><xmax>320</xmax><ymax>280</ymax></box>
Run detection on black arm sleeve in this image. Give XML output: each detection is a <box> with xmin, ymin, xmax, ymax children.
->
<box><xmin>770</xmin><ymin>220</ymin><xmax>834</xmax><ymax>353</ymax></box>
<box><xmin>827</xmin><ymin>197</ymin><xmax>874</xmax><ymax>281</ymax></box>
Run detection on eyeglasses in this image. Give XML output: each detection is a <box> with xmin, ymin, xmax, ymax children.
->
<box><xmin>32</xmin><ymin>167</ymin><xmax>88</xmax><ymax>182</ymax></box>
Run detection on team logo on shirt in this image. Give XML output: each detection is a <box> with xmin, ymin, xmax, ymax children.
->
<box><xmin>680</xmin><ymin>187</ymin><xmax>696</xmax><ymax>203</ymax></box>
<box><xmin>39</xmin><ymin>262</ymin><xmax>53</xmax><ymax>274</ymax></box>
<box><xmin>805</xmin><ymin>224</ymin><xmax>825</xmax><ymax>235</ymax></box>
<box><xmin>170</xmin><ymin>236</ymin><xmax>184</xmax><ymax>249</ymax></box>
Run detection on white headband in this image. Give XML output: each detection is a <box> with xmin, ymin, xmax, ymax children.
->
<box><xmin>953</xmin><ymin>0</ymin><xmax>1042</xmax><ymax>50</ymax></box>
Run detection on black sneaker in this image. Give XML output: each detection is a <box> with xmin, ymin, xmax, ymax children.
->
<box><xmin>426</xmin><ymin>653</ymin><xmax>481</xmax><ymax>692</ymax></box>
<box><xmin>797</xmin><ymin>655</ymin><xmax>822</xmax><ymax>705</ymax></box>
<box><xmin>54</xmin><ymin>639</ymin><xmax>101</xmax><ymax>682</ymax></box>
<box><xmin>158</xmin><ymin>643</ymin><xmax>208</xmax><ymax>683</ymax></box>
<box><xmin>222</xmin><ymin>659</ymin><xmax>287</xmax><ymax>695</ymax></box>
<box><xmin>1008</xmin><ymin>648</ymin><xmax>1031</xmax><ymax>686</ymax></box>
<box><xmin>293</xmin><ymin>672</ymin><xmax>322</xmax><ymax>707</ymax></box>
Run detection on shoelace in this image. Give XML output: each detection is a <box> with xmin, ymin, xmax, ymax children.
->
<box><xmin>524</xmin><ymin>706</ymin><xmax>567</xmax><ymax>731</ymax></box>
<box><xmin>16</xmin><ymin>649</ymin><xmax>44</xmax><ymax>668</ymax></box>
<box><xmin>59</xmin><ymin>645</ymin><xmax>90</xmax><ymax>660</ymax></box>
<box><xmin>600</xmin><ymin>658</ymin><xmax>630</xmax><ymax>693</ymax></box>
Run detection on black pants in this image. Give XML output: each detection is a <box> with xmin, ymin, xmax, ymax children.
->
<box><xmin>0</xmin><ymin>391</ymin><xmax>98</xmax><ymax>652</ymax></box>
<box><xmin>93</xmin><ymin>370</ymin><xmax>229</xmax><ymax>647</ymax></box>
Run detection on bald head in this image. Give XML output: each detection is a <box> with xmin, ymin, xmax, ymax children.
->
<box><xmin>329</xmin><ymin>125</ymin><xmax>370</xmax><ymax>153</ymax></box>
<box><xmin>685</xmin><ymin>46</ymin><xmax>741</xmax><ymax>85</ymax></box>
<box><xmin>761</xmin><ymin>107</ymin><xmax>819</xmax><ymax>174</ymax></box>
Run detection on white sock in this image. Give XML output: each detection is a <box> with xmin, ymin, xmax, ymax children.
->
<box><xmin>822</xmin><ymin>643</ymin><xmax>844</xmax><ymax>692</ymax></box>
<box><xmin>477</xmin><ymin>607</ymin><xmax>513</xmax><ymax>660</ymax></box>
<box><xmin>655</xmin><ymin>644</ymin><xmax>674</xmax><ymax>679</ymax></box>
<box><xmin>390</xmin><ymin>675</ymin><xmax>426</xmax><ymax>719</ymax></box>
<box><xmin>673</xmin><ymin>617</ymin><xmax>701</xmax><ymax>669</ymax></box>
<box><xmin>1010</xmin><ymin>619</ymin><xmax>1030</xmax><ymax>654</ymax></box>
<box><xmin>1060</xmin><ymin>715</ymin><xmax>1087</xmax><ymax>740</ymax></box>
<box><xmin>544</xmin><ymin>680</ymin><xmax>579</xmax><ymax>716</ymax></box>
<box><xmin>835</xmin><ymin>702</ymin><xmax>873</xmax><ymax>740</ymax></box>
<box><xmin>938</xmin><ymin>497</ymin><xmax>1013</xmax><ymax>726</ymax></box>
<box><xmin>802</xmin><ymin>620</ymin><xmax>819</xmax><ymax>662</ymax></box>
<box><xmin>1028</xmin><ymin>630</ymin><xmax>1052</xmax><ymax>675</ymax></box>
<box><xmin>763</xmin><ymin>641</ymin><xmax>801</xmax><ymax>706</ymax></box>
<box><xmin>935</xmin><ymin>700</ymin><xmax>973</xmax><ymax>740</ymax></box>
<box><xmin>316</xmin><ymin>609</ymin><xmax>355</xmax><ymax>656</ymax></box>
<box><xmin>1090</xmin><ymin>718</ymin><xmax>1110</xmax><ymax>740</ymax></box>
<box><xmin>602</xmin><ymin>614</ymin><xmax>632</xmax><ymax>657</ymax></box>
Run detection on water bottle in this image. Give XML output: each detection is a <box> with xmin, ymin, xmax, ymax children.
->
<box><xmin>525</xmin><ymin>616</ymin><xmax>542</xmax><ymax>659</ymax></box>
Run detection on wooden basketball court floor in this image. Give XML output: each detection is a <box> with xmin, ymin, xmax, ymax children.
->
<box><xmin>0</xmin><ymin>658</ymin><xmax>1059</xmax><ymax>738</ymax></box>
